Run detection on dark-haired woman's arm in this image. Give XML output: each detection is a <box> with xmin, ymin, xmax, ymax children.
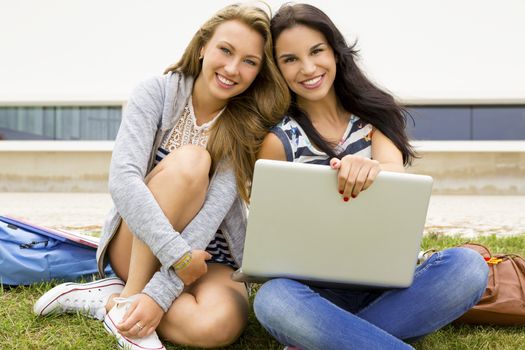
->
<box><xmin>371</xmin><ymin>129</ymin><xmax>405</xmax><ymax>173</ymax></box>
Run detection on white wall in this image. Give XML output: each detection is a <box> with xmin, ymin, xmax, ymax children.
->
<box><xmin>1</xmin><ymin>0</ymin><xmax>524</xmax><ymax>104</ymax></box>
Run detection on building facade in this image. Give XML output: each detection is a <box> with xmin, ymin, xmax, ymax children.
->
<box><xmin>1</xmin><ymin>0</ymin><xmax>524</xmax><ymax>193</ymax></box>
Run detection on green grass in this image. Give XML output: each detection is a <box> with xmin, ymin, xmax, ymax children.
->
<box><xmin>1</xmin><ymin>233</ymin><xmax>525</xmax><ymax>349</ymax></box>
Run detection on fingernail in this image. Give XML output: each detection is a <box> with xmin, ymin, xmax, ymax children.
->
<box><xmin>339</xmin><ymin>190</ymin><xmax>343</xmax><ymax>194</ymax></box>
<box><xmin>351</xmin><ymin>194</ymin><xmax>356</xmax><ymax>198</ymax></box>
<box><xmin>343</xmin><ymin>197</ymin><xmax>349</xmax><ymax>202</ymax></box>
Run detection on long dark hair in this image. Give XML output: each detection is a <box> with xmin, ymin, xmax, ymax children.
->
<box><xmin>271</xmin><ymin>4</ymin><xmax>416</xmax><ymax>165</ymax></box>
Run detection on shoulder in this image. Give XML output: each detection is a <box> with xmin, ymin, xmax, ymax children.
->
<box><xmin>258</xmin><ymin>132</ymin><xmax>287</xmax><ymax>161</ymax></box>
<box><xmin>128</xmin><ymin>75</ymin><xmax>166</xmax><ymax>107</ymax></box>
<box><xmin>273</xmin><ymin>115</ymin><xmax>297</xmax><ymax>131</ymax></box>
<box><xmin>371</xmin><ymin>127</ymin><xmax>397</xmax><ymax>148</ymax></box>
<box><xmin>270</xmin><ymin>115</ymin><xmax>304</xmax><ymax>144</ymax></box>
<box><xmin>259</xmin><ymin>113</ymin><xmax>299</xmax><ymax>162</ymax></box>
<box><xmin>370</xmin><ymin>128</ymin><xmax>404</xmax><ymax>171</ymax></box>
<box><xmin>129</xmin><ymin>71</ymin><xmax>192</xmax><ymax>104</ymax></box>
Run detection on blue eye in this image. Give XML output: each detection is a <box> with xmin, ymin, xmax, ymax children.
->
<box><xmin>244</xmin><ymin>59</ymin><xmax>258</xmax><ymax>66</ymax></box>
<box><xmin>221</xmin><ymin>47</ymin><xmax>231</xmax><ymax>55</ymax></box>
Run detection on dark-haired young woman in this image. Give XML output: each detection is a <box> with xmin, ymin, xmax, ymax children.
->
<box><xmin>253</xmin><ymin>4</ymin><xmax>488</xmax><ymax>350</ymax></box>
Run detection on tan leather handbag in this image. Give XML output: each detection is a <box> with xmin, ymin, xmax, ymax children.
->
<box><xmin>454</xmin><ymin>242</ymin><xmax>525</xmax><ymax>326</ymax></box>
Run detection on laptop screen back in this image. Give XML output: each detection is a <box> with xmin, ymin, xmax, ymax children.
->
<box><xmin>239</xmin><ymin>159</ymin><xmax>433</xmax><ymax>288</ymax></box>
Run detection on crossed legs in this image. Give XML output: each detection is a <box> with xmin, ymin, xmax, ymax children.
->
<box><xmin>253</xmin><ymin>248</ymin><xmax>488</xmax><ymax>350</ymax></box>
<box><xmin>106</xmin><ymin>145</ymin><xmax>248</xmax><ymax>347</ymax></box>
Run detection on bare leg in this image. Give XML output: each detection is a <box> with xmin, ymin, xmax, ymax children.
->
<box><xmin>157</xmin><ymin>263</ymin><xmax>249</xmax><ymax>348</ymax></box>
<box><xmin>106</xmin><ymin>144</ymin><xmax>211</xmax><ymax>306</ymax></box>
<box><xmin>105</xmin><ymin>144</ymin><xmax>248</xmax><ymax>347</ymax></box>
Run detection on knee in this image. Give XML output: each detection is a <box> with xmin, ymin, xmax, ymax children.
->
<box><xmin>155</xmin><ymin>145</ymin><xmax>211</xmax><ymax>188</ymax></box>
<box><xmin>253</xmin><ymin>279</ymin><xmax>279</xmax><ymax>324</ymax></box>
<box><xmin>163</xmin><ymin>306</ymin><xmax>244</xmax><ymax>348</ymax></box>
<box><xmin>176</xmin><ymin>144</ymin><xmax>212</xmax><ymax>171</ymax></box>
<box><xmin>254</xmin><ymin>278</ymin><xmax>296</xmax><ymax>328</ymax></box>
<box><xmin>198</xmin><ymin>308</ymin><xmax>244</xmax><ymax>347</ymax></box>
<box><xmin>254</xmin><ymin>279</ymin><xmax>321</xmax><ymax>346</ymax></box>
<box><xmin>442</xmin><ymin>247</ymin><xmax>489</xmax><ymax>297</ymax></box>
<box><xmin>174</xmin><ymin>306</ymin><xmax>242</xmax><ymax>348</ymax></box>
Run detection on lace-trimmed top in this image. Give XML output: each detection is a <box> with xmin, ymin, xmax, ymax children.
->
<box><xmin>159</xmin><ymin>95</ymin><xmax>222</xmax><ymax>154</ymax></box>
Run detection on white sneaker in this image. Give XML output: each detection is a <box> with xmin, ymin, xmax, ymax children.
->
<box><xmin>417</xmin><ymin>248</ymin><xmax>438</xmax><ymax>264</ymax></box>
<box><xmin>33</xmin><ymin>277</ymin><xmax>125</xmax><ymax>320</ymax></box>
<box><xmin>103</xmin><ymin>296</ymin><xmax>166</xmax><ymax>350</ymax></box>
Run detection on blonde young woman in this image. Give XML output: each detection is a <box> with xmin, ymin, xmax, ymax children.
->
<box><xmin>33</xmin><ymin>4</ymin><xmax>289</xmax><ymax>350</ymax></box>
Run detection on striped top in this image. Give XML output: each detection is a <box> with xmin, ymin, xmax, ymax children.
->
<box><xmin>153</xmin><ymin>98</ymin><xmax>237</xmax><ymax>269</ymax></box>
<box><xmin>205</xmin><ymin>229</ymin><xmax>236</xmax><ymax>267</ymax></box>
<box><xmin>271</xmin><ymin>115</ymin><xmax>374</xmax><ymax>164</ymax></box>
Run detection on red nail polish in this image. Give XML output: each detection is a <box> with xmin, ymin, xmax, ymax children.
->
<box><xmin>339</xmin><ymin>190</ymin><xmax>343</xmax><ymax>194</ymax></box>
<box><xmin>343</xmin><ymin>197</ymin><xmax>349</xmax><ymax>202</ymax></box>
<box><xmin>351</xmin><ymin>194</ymin><xmax>356</xmax><ymax>198</ymax></box>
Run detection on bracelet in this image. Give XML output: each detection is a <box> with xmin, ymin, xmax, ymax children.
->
<box><xmin>174</xmin><ymin>251</ymin><xmax>192</xmax><ymax>271</ymax></box>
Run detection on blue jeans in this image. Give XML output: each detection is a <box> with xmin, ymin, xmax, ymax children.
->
<box><xmin>253</xmin><ymin>247</ymin><xmax>488</xmax><ymax>350</ymax></box>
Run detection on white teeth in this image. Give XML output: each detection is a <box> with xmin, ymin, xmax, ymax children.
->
<box><xmin>217</xmin><ymin>74</ymin><xmax>235</xmax><ymax>86</ymax></box>
<box><xmin>303</xmin><ymin>76</ymin><xmax>322</xmax><ymax>86</ymax></box>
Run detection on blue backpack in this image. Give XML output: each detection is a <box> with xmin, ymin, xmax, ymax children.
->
<box><xmin>0</xmin><ymin>215</ymin><xmax>111</xmax><ymax>286</ymax></box>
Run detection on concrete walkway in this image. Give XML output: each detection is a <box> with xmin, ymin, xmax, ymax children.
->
<box><xmin>1</xmin><ymin>193</ymin><xmax>524</xmax><ymax>237</ymax></box>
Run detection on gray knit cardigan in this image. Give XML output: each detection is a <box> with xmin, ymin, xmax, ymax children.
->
<box><xmin>96</xmin><ymin>72</ymin><xmax>247</xmax><ymax>311</ymax></box>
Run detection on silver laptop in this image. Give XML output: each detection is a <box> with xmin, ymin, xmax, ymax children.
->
<box><xmin>232</xmin><ymin>159</ymin><xmax>433</xmax><ymax>289</ymax></box>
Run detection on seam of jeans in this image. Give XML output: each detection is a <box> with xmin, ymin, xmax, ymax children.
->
<box><xmin>357</xmin><ymin>251</ymin><xmax>444</xmax><ymax>316</ymax></box>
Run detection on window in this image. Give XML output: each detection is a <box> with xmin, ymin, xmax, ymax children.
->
<box><xmin>2</xmin><ymin>105</ymin><xmax>524</xmax><ymax>141</ymax></box>
<box><xmin>0</xmin><ymin>106</ymin><xmax>122</xmax><ymax>140</ymax></box>
<box><xmin>406</xmin><ymin>106</ymin><xmax>525</xmax><ymax>140</ymax></box>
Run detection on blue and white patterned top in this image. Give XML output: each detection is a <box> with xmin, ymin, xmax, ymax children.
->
<box><xmin>271</xmin><ymin>115</ymin><xmax>374</xmax><ymax>165</ymax></box>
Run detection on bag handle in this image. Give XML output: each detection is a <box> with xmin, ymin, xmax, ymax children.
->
<box><xmin>461</xmin><ymin>242</ymin><xmax>498</xmax><ymax>302</ymax></box>
<box><xmin>461</xmin><ymin>242</ymin><xmax>492</xmax><ymax>257</ymax></box>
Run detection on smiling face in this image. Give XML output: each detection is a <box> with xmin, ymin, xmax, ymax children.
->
<box><xmin>275</xmin><ymin>25</ymin><xmax>337</xmax><ymax>106</ymax></box>
<box><xmin>195</xmin><ymin>20</ymin><xmax>264</xmax><ymax>106</ymax></box>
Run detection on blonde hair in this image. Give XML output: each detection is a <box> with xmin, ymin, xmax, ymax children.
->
<box><xmin>165</xmin><ymin>3</ymin><xmax>290</xmax><ymax>202</ymax></box>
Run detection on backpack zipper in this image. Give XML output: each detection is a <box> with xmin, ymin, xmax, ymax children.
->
<box><xmin>19</xmin><ymin>240</ymin><xmax>49</xmax><ymax>249</ymax></box>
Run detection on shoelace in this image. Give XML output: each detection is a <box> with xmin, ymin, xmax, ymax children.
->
<box><xmin>59</xmin><ymin>288</ymin><xmax>119</xmax><ymax>320</ymax></box>
<box><xmin>112</xmin><ymin>295</ymin><xmax>138</xmax><ymax>308</ymax></box>
<box><xmin>60</xmin><ymin>296</ymin><xmax>106</xmax><ymax>320</ymax></box>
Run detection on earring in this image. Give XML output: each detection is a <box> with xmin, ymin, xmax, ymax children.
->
<box><xmin>199</xmin><ymin>55</ymin><xmax>203</xmax><ymax>60</ymax></box>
